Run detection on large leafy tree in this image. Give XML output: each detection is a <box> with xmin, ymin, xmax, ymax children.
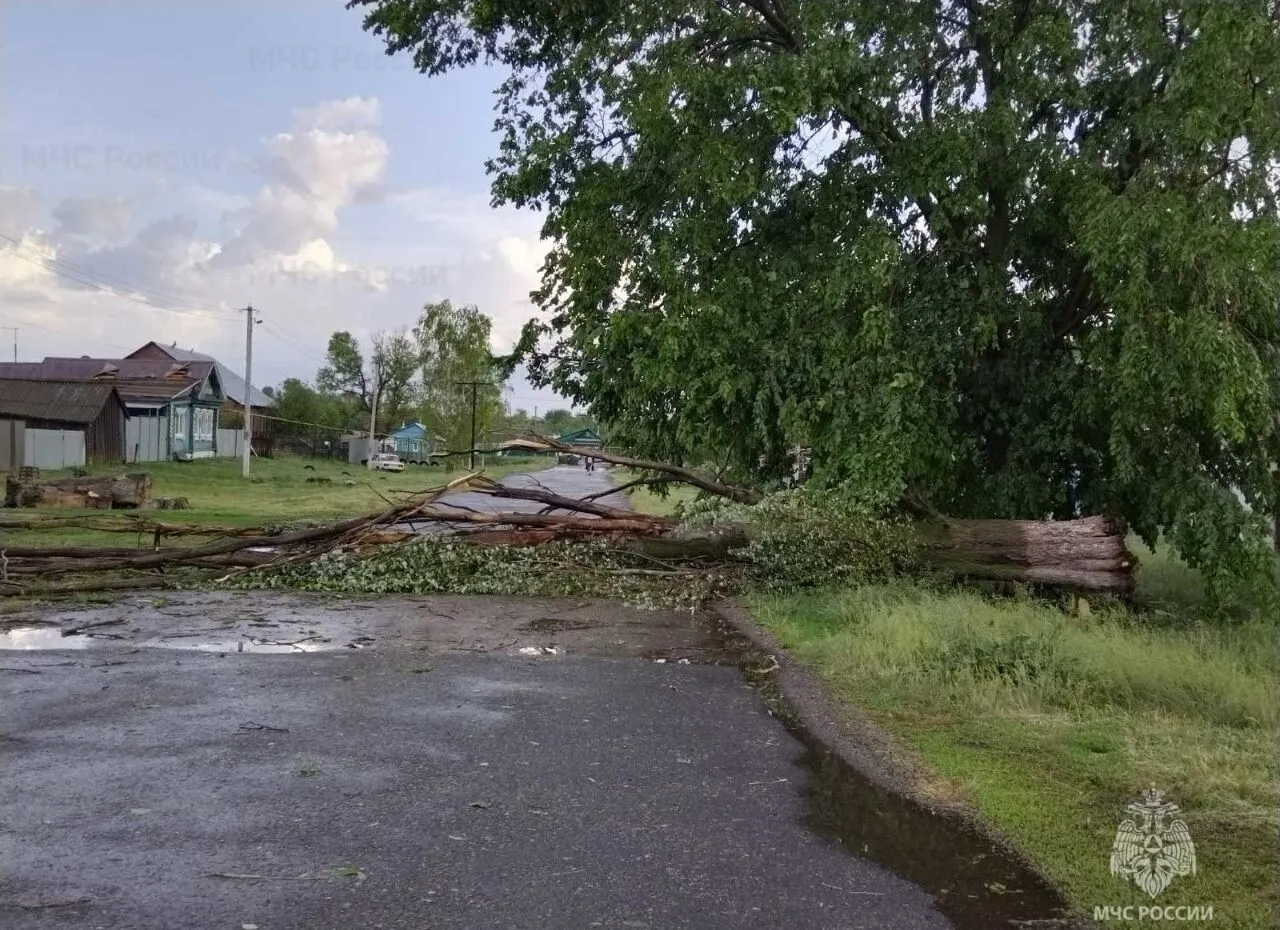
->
<box><xmin>316</xmin><ymin>328</ymin><xmax>421</xmax><ymax>432</ymax></box>
<box><xmin>372</xmin><ymin>327</ymin><xmax>423</xmax><ymax>430</ymax></box>
<box><xmin>416</xmin><ymin>299</ymin><xmax>506</xmax><ymax>453</ymax></box>
<box><xmin>352</xmin><ymin>0</ymin><xmax>1280</xmax><ymax>592</ymax></box>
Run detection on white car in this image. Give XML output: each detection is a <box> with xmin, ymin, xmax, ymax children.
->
<box><xmin>368</xmin><ymin>452</ymin><xmax>405</xmax><ymax>472</ymax></box>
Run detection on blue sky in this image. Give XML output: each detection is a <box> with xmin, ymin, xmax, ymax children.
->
<box><xmin>0</xmin><ymin>0</ymin><xmax>567</xmax><ymax>414</ymax></box>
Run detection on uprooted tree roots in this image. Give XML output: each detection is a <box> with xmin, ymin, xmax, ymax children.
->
<box><xmin>0</xmin><ymin>438</ymin><xmax>1136</xmax><ymax>604</ymax></box>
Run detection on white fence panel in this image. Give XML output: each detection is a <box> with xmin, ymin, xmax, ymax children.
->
<box><xmin>216</xmin><ymin>429</ymin><xmax>242</xmax><ymax>458</ymax></box>
<box><xmin>24</xmin><ymin>429</ymin><xmax>86</xmax><ymax>469</ymax></box>
<box><xmin>126</xmin><ymin>416</ymin><xmax>170</xmax><ymax>462</ymax></box>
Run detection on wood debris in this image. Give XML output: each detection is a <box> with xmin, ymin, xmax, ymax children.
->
<box><xmin>0</xmin><ymin>440</ymin><xmax>1136</xmax><ymax>598</ymax></box>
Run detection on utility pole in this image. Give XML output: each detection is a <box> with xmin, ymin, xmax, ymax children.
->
<box><xmin>241</xmin><ymin>307</ymin><xmax>257</xmax><ymax>479</ymax></box>
<box><xmin>457</xmin><ymin>380</ymin><xmax>490</xmax><ymax>470</ymax></box>
<box><xmin>367</xmin><ymin>371</ymin><xmax>379</xmax><ymax>471</ymax></box>
<box><xmin>1</xmin><ymin>327</ymin><xmax>16</xmax><ymax>362</ymax></box>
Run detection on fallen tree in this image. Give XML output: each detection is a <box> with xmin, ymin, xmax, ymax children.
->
<box><xmin>0</xmin><ymin>448</ymin><xmax>1136</xmax><ymax>601</ymax></box>
<box><xmin>916</xmin><ymin>515</ymin><xmax>1135</xmax><ymax>596</ymax></box>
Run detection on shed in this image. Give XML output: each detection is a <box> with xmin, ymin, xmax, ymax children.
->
<box><xmin>0</xmin><ymin>380</ymin><xmax>127</xmax><ymax>466</ymax></box>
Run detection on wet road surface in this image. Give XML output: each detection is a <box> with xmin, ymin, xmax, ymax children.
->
<box><xmin>2</xmin><ymin>646</ymin><xmax>956</xmax><ymax>930</ymax></box>
<box><xmin>0</xmin><ymin>467</ymin><xmax>1071</xmax><ymax>929</ymax></box>
<box><xmin>407</xmin><ymin>464</ymin><xmax>628</xmax><ymax>530</ymax></box>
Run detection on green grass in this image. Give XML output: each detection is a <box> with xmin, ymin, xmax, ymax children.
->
<box><xmin>748</xmin><ymin>546</ymin><xmax>1279</xmax><ymax>928</ymax></box>
<box><xmin>2</xmin><ymin>454</ymin><xmax>551</xmax><ymax>549</ymax></box>
<box><xmin>611</xmin><ymin>468</ymin><xmax>703</xmax><ymax>516</ymax></box>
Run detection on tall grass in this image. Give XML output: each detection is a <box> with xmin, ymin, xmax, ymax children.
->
<box><xmin>748</xmin><ymin>553</ymin><xmax>1279</xmax><ymax>927</ymax></box>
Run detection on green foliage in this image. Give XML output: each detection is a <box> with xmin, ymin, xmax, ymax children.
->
<box><xmin>273</xmin><ymin>377</ymin><xmax>357</xmax><ymax>434</ymax></box>
<box><xmin>372</xmin><ymin>328</ymin><xmax>422</xmax><ymax>430</ymax></box>
<box><xmin>232</xmin><ymin>538</ymin><xmax>729</xmax><ymax>612</ymax></box>
<box><xmin>234</xmin><ymin>486</ymin><xmax>917</xmax><ymax>606</ymax></box>
<box><xmin>352</xmin><ymin>0</ymin><xmax>1280</xmax><ymax>601</ymax></box>
<box><xmin>313</xmin><ymin>328</ymin><xmax>423</xmax><ymax>433</ymax></box>
<box><xmin>416</xmin><ymin>299</ymin><xmax>506</xmax><ymax>452</ymax></box>
<box><xmin>688</xmin><ymin>486</ymin><xmax>919</xmax><ymax>590</ymax></box>
<box><xmin>315</xmin><ymin>331</ymin><xmax>369</xmax><ymax>407</ymax></box>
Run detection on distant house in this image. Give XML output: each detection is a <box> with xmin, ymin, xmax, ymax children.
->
<box><xmin>493</xmin><ymin>437</ymin><xmax>556</xmax><ymax>457</ymax></box>
<box><xmin>0</xmin><ymin>357</ymin><xmax>226</xmax><ymax>461</ymax></box>
<box><xmin>0</xmin><ymin>380</ymin><xmax>127</xmax><ymax>468</ymax></box>
<box><xmin>127</xmin><ymin>342</ymin><xmax>275</xmax><ymax>454</ymax></box>
<box><xmin>385</xmin><ymin>421</ymin><xmax>447</xmax><ymax>464</ymax></box>
<box><xmin>556</xmin><ymin>427</ymin><xmax>604</xmax><ymax>449</ymax></box>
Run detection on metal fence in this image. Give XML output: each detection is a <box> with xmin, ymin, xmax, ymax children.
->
<box><xmin>24</xmin><ymin>428</ymin><xmax>86</xmax><ymax>469</ymax></box>
<box><xmin>126</xmin><ymin>415</ymin><xmax>170</xmax><ymax>462</ymax></box>
<box><xmin>216</xmin><ymin>429</ymin><xmax>242</xmax><ymax>458</ymax></box>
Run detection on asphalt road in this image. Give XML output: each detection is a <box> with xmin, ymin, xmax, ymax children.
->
<box><xmin>0</xmin><ymin>466</ymin><xmax>1059</xmax><ymax>929</ymax></box>
<box><xmin>1</xmin><ymin>647</ymin><xmax>953</xmax><ymax>930</ymax></box>
<box><xmin>400</xmin><ymin>464</ymin><xmax>629</xmax><ymax>534</ymax></box>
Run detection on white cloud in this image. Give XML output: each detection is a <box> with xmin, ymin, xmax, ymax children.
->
<box><xmin>0</xmin><ymin>186</ymin><xmax>44</xmax><ymax>232</ymax></box>
<box><xmin>0</xmin><ymin>97</ymin><xmax>555</xmax><ymax>394</ymax></box>
<box><xmin>52</xmin><ymin>194</ymin><xmax>131</xmax><ymax>239</ymax></box>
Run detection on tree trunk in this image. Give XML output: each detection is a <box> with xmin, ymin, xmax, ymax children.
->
<box><xmin>918</xmin><ymin>515</ymin><xmax>1135</xmax><ymax>596</ymax></box>
<box><xmin>5</xmin><ymin>473</ymin><xmax>152</xmax><ymax>509</ymax></box>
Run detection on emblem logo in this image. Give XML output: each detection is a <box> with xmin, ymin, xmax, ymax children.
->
<box><xmin>1110</xmin><ymin>787</ymin><xmax>1196</xmax><ymax>898</ymax></box>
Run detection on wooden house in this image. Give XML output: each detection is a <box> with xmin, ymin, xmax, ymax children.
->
<box><xmin>126</xmin><ymin>342</ymin><xmax>275</xmax><ymax>454</ymax></box>
<box><xmin>0</xmin><ymin>357</ymin><xmax>225</xmax><ymax>461</ymax></box>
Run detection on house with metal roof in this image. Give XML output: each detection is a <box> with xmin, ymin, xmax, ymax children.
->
<box><xmin>126</xmin><ymin>342</ymin><xmax>275</xmax><ymax>455</ymax></box>
<box><xmin>126</xmin><ymin>341</ymin><xmax>273</xmax><ymax>409</ymax></box>
<box><xmin>0</xmin><ymin>379</ymin><xmax>127</xmax><ymax>468</ymax></box>
<box><xmin>384</xmin><ymin>421</ymin><xmax>447</xmax><ymax>464</ymax></box>
<box><xmin>0</xmin><ymin>357</ymin><xmax>225</xmax><ymax>461</ymax></box>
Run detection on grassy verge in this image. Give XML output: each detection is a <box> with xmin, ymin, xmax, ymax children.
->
<box><xmin>747</xmin><ymin>544</ymin><xmax>1278</xmax><ymax>928</ymax></box>
<box><xmin>610</xmin><ymin>468</ymin><xmax>702</xmax><ymax>516</ymax></box>
<box><xmin>2</xmin><ymin>454</ymin><xmax>550</xmax><ymax>549</ymax></box>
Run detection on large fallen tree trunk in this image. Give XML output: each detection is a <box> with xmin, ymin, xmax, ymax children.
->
<box><xmin>918</xmin><ymin>515</ymin><xmax>1135</xmax><ymax>595</ymax></box>
<box><xmin>5</xmin><ymin>473</ymin><xmax>152</xmax><ymax>509</ymax></box>
<box><xmin>0</xmin><ymin>514</ymin><xmax>268</xmax><ymax>536</ymax></box>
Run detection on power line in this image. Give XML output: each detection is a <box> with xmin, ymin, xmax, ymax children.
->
<box><xmin>0</xmin><ymin>236</ymin><xmax>240</xmax><ymax>321</ymax></box>
<box><xmin>0</xmin><ymin>313</ymin><xmax>133</xmax><ymax>353</ymax></box>
<box><xmin>258</xmin><ymin>319</ymin><xmax>329</xmax><ymax>364</ymax></box>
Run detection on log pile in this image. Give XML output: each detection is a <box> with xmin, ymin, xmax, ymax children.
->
<box><xmin>0</xmin><ymin>440</ymin><xmax>1137</xmax><ymax>599</ymax></box>
<box><xmin>5</xmin><ymin>473</ymin><xmax>152</xmax><ymax>510</ymax></box>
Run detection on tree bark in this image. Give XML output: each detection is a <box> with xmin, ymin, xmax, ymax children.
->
<box><xmin>918</xmin><ymin>515</ymin><xmax>1135</xmax><ymax>595</ymax></box>
<box><xmin>5</xmin><ymin>473</ymin><xmax>152</xmax><ymax>509</ymax></box>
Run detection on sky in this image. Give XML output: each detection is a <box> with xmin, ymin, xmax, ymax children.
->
<box><xmin>0</xmin><ymin>0</ymin><xmax>569</xmax><ymax>415</ymax></box>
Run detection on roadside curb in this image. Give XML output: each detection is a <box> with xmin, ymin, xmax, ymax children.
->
<box><xmin>711</xmin><ymin>599</ymin><xmax>948</xmax><ymax>801</ymax></box>
<box><xmin>709</xmin><ymin>598</ymin><xmax>1095</xmax><ymax>930</ymax></box>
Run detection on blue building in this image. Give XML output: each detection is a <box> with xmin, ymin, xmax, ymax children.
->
<box><xmin>386</xmin><ymin>421</ymin><xmax>442</xmax><ymax>464</ymax></box>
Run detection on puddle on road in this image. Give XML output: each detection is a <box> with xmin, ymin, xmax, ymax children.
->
<box><xmin>0</xmin><ymin>627</ymin><xmax>95</xmax><ymax>650</ymax></box>
<box><xmin>0</xmin><ymin>625</ymin><xmax>361</xmax><ymax>653</ymax></box>
<box><xmin>713</xmin><ymin>622</ymin><xmax>1071</xmax><ymax>929</ymax></box>
<box><xmin>800</xmin><ymin>744</ymin><xmax>1069</xmax><ymax>929</ymax></box>
<box><xmin>142</xmin><ymin>636</ymin><xmax>349</xmax><ymax>653</ymax></box>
